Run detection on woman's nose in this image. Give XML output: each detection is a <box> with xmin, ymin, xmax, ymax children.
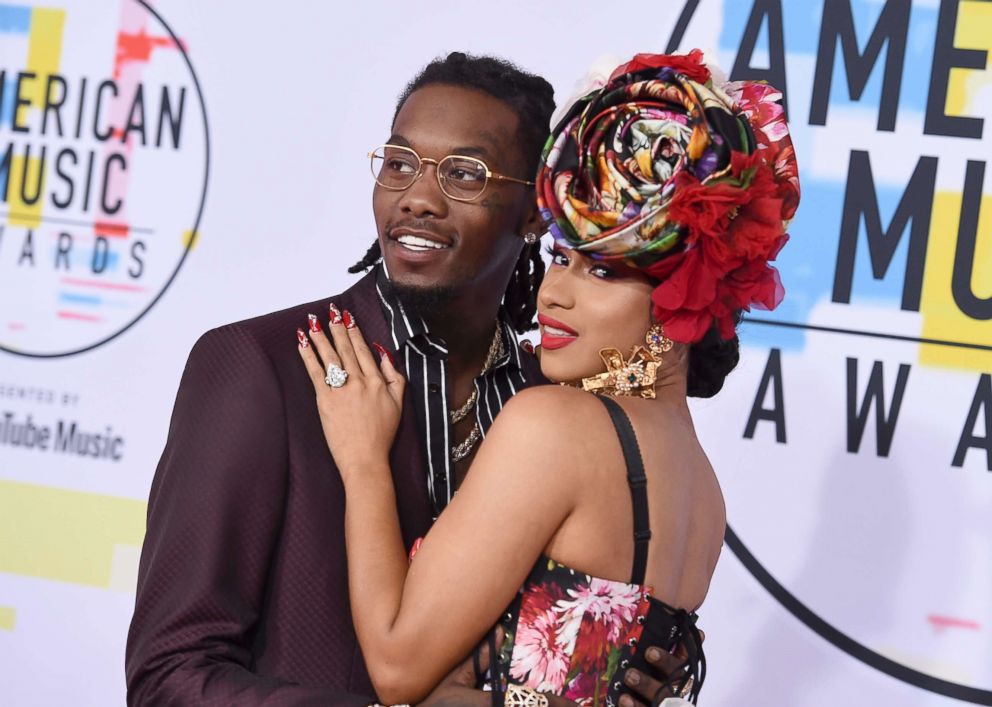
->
<box><xmin>537</xmin><ymin>266</ymin><xmax>575</xmax><ymax>310</ymax></box>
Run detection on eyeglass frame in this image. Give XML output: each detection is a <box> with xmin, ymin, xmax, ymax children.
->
<box><xmin>368</xmin><ymin>143</ymin><xmax>535</xmax><ymax>202</ymax></box>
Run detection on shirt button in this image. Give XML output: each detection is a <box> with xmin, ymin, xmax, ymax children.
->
<box><xmin>428</xmin><ymin>383</ymin><xmax>440</xmax><ymax>394</ymax></box>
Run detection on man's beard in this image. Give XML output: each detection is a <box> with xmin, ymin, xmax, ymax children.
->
<box><xmin>383</xmin><ymin>279</ymin><xmax>460</xmax><ymax>321</ymax></box>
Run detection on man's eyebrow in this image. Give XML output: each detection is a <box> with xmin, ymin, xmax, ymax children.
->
<box><xmin>450</xmin><ymin>145</ymin><xmax>492</xmax><ymax>158</ymax></box>
<box><xmin>385</xmin><ymin>136</ymin><xmax>495</xmax><ymax>161</ymax></box>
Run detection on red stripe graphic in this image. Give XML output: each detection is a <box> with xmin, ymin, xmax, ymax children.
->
<box><xmin>60</xmin><ymin>277</ymin><xmax>147</xmax><ymax>292</ymax></box>
<box><xmin>94</xmin><ymin>220</ymin><xmax>130</xmax><ymax>238</ymax></box>
<box><xmin>57</xmin><ymin>311</ymin><xmax>104</xmax><ymax>322</ymax></box>
<box><xmin>928</xmin><ymin>615</ymin><xmax>981</xmax><ymax>632</ymax></box>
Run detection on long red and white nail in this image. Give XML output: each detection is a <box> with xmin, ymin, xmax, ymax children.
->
<box><xmin>343</xmin><ymin>310</ymin><xmax>356</xmax><ymax>329</ymax></box>
<box><xmin>329</xmin><ymin>303</ymin><xmax>343</xmax><ymax>325</ymax></box>
<box><xmin>372</xmin><ymin>341</ymin><xmax>395</xmax><ymax>365</ymax></box>
<box><xmin>296</xmin><ymin>328</ymin><xmax>309</xmax><ymax>348</ymax></box>
<box><xmin>307</xmin><ymin>314</ymin><xmax>321</xmax><ymax>333</ymax></box>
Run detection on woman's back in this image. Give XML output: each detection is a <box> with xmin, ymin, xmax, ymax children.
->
<box><xmin>539</xmin><ymin>386</ymin><xmax>726</xmax><ymax>611</ymax></box>
<box><xmin>487</xmin><ymin>386</ymin><xmax>724</xmax><ymax>703</ymax></box>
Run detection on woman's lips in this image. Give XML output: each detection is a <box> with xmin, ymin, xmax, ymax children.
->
<box><xmin>538</xmin><ymin>314</ymin><xmax>578</xmax><ymax>350</ymax></box>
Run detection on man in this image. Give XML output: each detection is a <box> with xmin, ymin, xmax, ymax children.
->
<box><xmin>126</xmin><ymin>52</ymin><xmax>682</xmax><ymax>706</ymax></box>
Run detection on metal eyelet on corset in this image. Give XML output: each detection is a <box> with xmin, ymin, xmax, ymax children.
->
<box><xmin>504</xmin><ymin>612</ymin><xmax>513</xmax><ymax>623</ymax></box>
<box><xmin>619</xmin><ymin>659</ymin><xmax>630</xmax><ymax>669</ymax></box>
<box><xmin>628</xmin><ymin>637</ymin><xmax>638</xmax><ymax>647</ymax></box>
<box><xmin>636</xmin><ymin>615</ymin><xmax>646</xmax><ymax>624</ymax></box>
<box><xmin>613</xmin><ymin>681</ymin><xmax>622</xmax><ymax>691</ymax></box>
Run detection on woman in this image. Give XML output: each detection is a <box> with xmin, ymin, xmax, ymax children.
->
<box><xmin>296</xmin><ymin>51</ymin><xmax>799</xmax><ymax>706</ymax></box>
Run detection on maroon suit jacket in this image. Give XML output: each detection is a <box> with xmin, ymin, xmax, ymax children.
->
<box><xmin>126</xmin><ymin>270</ymin><xmax>544</xmax><ymax>705</ymax></box>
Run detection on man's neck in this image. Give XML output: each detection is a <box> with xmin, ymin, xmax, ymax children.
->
<box><xmin>423</xmin><ymin>304</ymin><xmax>501</xmax><ymax>375</ymax></box>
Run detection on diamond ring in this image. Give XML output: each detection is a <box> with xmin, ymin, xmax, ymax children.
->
<box><xmin>324</xmin><ymin>363</ymin><xmax>348</xmax><ymax>388</ymax></box>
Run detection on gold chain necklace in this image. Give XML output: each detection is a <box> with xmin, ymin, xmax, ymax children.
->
<box><xmin>450</xmin><ymin>323</ymin><xmax>504</xmax><ymax>462</ymax></box>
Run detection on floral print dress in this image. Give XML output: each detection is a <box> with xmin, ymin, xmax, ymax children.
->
<box><xmin>490</xmin><ymin>396</ymin><xmax>705</xmax><ymax>706</ymax></box>
<box><xmin>489</xmin><ymin>555</ymin><xmax>703</xmax><ymax>707</ymax></box>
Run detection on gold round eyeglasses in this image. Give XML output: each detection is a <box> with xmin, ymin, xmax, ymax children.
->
<box><xmin>369</xmin><ymin>144</ymin><xmax>534</xmax><ymax>202</ymax></box>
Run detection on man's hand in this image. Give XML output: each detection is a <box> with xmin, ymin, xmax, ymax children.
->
<box><xmin>618</xmin><ymin>629</ymin><xmax>704</xmax><ymax>707</ymax></box>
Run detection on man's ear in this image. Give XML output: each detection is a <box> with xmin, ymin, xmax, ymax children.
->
<box><xmin>518</xmin><ymin>198</ymin><xmax>545</xmax><ymax>240</ymax></box>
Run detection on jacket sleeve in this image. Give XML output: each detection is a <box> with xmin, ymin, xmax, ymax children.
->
<box><xmin>125</xmin><ymin>325</ymin><xmax>370</xmax><ymax>707</ymax></box>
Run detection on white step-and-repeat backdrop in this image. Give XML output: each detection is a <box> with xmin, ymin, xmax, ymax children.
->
<box><xmin>1</xmin><ymin>1</ymin><xmax>989</xmax><ymax>704</ymax></box>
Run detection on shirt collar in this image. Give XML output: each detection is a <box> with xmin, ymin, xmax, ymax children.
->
<box><xmin>374</xmin><ymin>263</ymin><xmax>523</xmax><ymax>372</ymax></box>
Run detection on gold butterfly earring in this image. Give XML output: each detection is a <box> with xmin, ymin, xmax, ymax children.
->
<box><xmin>576</xmin><ymin>324</ymin><xmax>673</xmax><ymax>399</ymax></box>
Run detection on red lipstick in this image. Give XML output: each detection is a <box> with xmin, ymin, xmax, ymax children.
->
<box><xmin>538</xmin><ymin>314</ymin><xmax>579</xmax><ymax>351</ymax></box>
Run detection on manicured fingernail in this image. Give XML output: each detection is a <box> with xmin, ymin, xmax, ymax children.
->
<box><xmin>520</xmin><ymin>340</ymin><xmax>535</xmax><ymax>354</ymax></box>
<box><xmin>307</xmin><ymin>314</ymin><xmax>321</xmax><ymax>333</ymax></box>
<box><xmin>372</xmin><ymin>341</ymin><xmax>395</xmax><ymax>366</ymax></box>
<box><xmin>343</xmin><ymin>310</ymin><xmax>356</xmax><ymax>329</ymax></box>
<box><xmin>624</xmin><ymin>669</ymin><xmax>640</xmax><ymax>686</ymax></box>
<box><xmin>329</xmin><ymin>303</ymin><xmax>343</xmax><ymax>324</ymax></box>
<box><xmin>296</xmin><ymin>328</ymin><xmax>309</xmax><ymax>348</ymax></box>
<box><xmin>646</xmin><ymin>647</ymin><xmax>662</xmax><ymax>661</ymax></box>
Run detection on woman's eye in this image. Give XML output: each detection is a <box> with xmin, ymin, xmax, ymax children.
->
<box><xmin>590</xmin><ymin>265</ymin><xmax>614</xmax><ymax>279</ymax></box>
<box><xmin>545</xmin><ymin>246</ymin><xmax>568</xmax><ymax>267</ymax></box>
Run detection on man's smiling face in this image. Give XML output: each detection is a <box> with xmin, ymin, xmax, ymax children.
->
<box><xmin>372</xmin><ymin>84</ymin><xmax>535</xmax><ymax>307</ymax></box>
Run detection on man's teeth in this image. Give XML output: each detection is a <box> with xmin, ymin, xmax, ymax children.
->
<box><xmin>397</xmin><ymin>234</ymin><xmax>448</xmax><ymax>251</ymax></box>
<box><xmin>544</xmin><ymin>325</ymin><xmax>575</xmax><ymax>337</ymax></box>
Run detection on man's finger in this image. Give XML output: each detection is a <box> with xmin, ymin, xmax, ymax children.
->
<box><xmin>621</xmin><ymin>666</ymin><xmax>671</xmax><ymax>706</ymax></box>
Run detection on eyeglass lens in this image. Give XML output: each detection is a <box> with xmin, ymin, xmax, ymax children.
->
<box><xmin>370</xmin><ymin>145</ymin><xmax>488</xmax><ymax>200</ymax></box>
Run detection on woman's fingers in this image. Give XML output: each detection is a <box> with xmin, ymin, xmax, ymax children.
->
<box><xmin>372</xmin><ymin>342</ymin><xmax>405</xmax><ymax>405</ymax></box>
<box><xmin>327</xmin><ymin>305</ymin><xmax>361</xmax><ymax>377</ymax></box>
<box><xmin>297</xmin><ymin>328</ymin><xmax>329</xmax><ymax>390</ymax></box>
<box><xmin>346</xmin><ymin>315</ymin><xmax>380</xmax><ymax>377</ymax></box>
<box><xmin>305</xmin><ymin>314</ymin><xmax>341</xmax><ymax>373</ymax></box>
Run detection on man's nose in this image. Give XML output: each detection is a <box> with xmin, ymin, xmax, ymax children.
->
<box><xmin>397</xmin><ymin>161</ymin><xmax>448</xmax><ymax>218</ymax></box>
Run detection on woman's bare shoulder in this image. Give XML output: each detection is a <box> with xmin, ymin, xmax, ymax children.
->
<box><xmin>480</xmin><ymin>386</ymin><xmax>619</xmax><ymax>471</ymax></box>
<box><xmin>493</xmin><ymin>385</ymin><xmax>608</xmax><ymax>435</ymax></box>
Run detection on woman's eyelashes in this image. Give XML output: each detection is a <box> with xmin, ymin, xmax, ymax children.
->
<box><xmin>545</xmin><ymin>246</ymin><xmax>616</xmax><ymax>279</ymax></box>
<box><xmin>545</xmin><ymin>245</ymin><xmax>568</xmax><ymax>266</ymax></box>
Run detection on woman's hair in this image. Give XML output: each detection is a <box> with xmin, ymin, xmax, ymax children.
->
<box><xmin>349</xmin><ymin>52</ymin><xmax>555</xmax><ymax>333</ymax></box>
<box><xmin>687</xmin><ymin>313</ymin><xmax>742</xmax><ymax>398</ymax></box>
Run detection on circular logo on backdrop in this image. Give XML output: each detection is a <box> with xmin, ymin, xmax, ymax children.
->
<box><xmin>0</xmin><ymin>0</ymin><xmax>208</xmax><ymax>357</ymax></box>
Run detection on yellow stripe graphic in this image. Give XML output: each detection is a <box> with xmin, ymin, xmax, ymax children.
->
<box><xmin>0</xmin><ymin>480</ymin><xmax>146</xmax><ymax>590</ymax></box>
<box><xmin>0</xmin><ymin>606</ymin><xmax>16</xmax><ymax>631</ymax></box>
<box><xmin>920</xmin><ymin>192</ymin><xmax>992</xmax><ymax>371</ymax></box>
<box><xmin>22</xmin><ymin>7</ymin><xmax>66</xmax><ymax>112</ymax></box>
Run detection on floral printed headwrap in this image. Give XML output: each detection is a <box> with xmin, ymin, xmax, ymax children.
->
<box><xmin>536</xmin><ymin>50</ymin><xmax>801</xmax><ymax>343</ymax></box>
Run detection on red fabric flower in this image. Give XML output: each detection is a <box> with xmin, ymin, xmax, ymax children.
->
<box><xmin>667</xmin><ymin>150</ymin><xmax>786</xmax><ymax>269</ymax></box>
<box><xmin>609</xmin><ymin>49</ymin><xmax>711</xmax><ymax>84</ymax></box>
<box><xmin>650</xmin><ymin>249</ymin><xmax>721</xmax><ymax>343</ymax></box>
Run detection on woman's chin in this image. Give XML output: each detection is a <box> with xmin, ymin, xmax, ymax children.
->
<box><xmin>539</xmin><ymin>360</ymin><xmax>589</xmax><ymax>386</ymax></box>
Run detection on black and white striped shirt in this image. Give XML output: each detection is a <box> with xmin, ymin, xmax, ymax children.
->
<box><xmin>374</xmin><ymin>265</ymin><xmax>538</xmax><ymax>517</ymax></box>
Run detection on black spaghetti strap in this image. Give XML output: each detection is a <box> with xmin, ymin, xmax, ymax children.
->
<box><xmin>597</xmin><ymin>396</ymin><xmax>651</xmax><ymax>585</ymax></box>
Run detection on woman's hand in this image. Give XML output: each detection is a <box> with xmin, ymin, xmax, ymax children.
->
<box><xmin>297</xmin><ymin>305</ymin><xmax>405</xmax><ymax>481</ymax></box>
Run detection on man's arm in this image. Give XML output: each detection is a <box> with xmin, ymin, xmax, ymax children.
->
<box><xmin>125</xmin><ymin>325</ymin><xmax>369</xmax><ymax>706</ymax></box>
